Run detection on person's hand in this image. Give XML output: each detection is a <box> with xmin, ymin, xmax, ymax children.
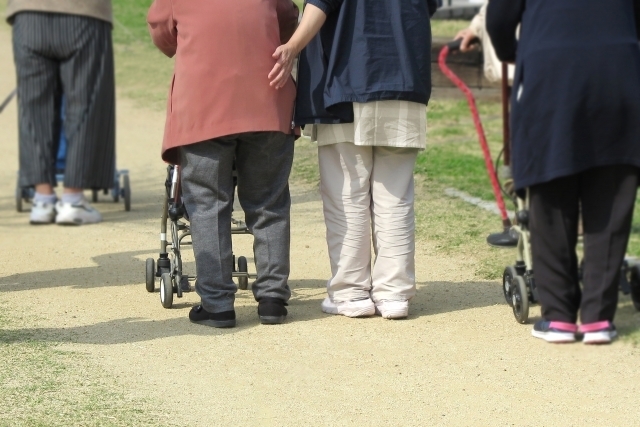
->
<box><xmin>269</xmin><ymin>43</ymin><xmax>298</xmax><ymax>90</ymax></box>
<box><xmin>453</xmin><ymin>28</ymin><xmax>479</xmax><ymax>52</ymax></box>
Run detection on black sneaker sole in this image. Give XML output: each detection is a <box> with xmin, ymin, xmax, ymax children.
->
<box><xmin>190</xmin><ymin>318</ymin><xmax>236</xmax><ymax>328</ymax></box>
<box><xmin>260</xmin><ymin>315</ymin><xmax>286</xmax><ymax>325</ymax></box>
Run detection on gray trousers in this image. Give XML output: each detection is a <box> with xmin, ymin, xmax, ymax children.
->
<box><xmin>179</xmin><ymin>132</ymin><xmax>294</xmax><ymax>313</ymax></box>
<box><xmin>12</xmin><ymin>12</ymin><xmax>116</xmax><ymax>189</ymax></box>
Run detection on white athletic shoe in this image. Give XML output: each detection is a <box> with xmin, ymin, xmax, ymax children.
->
<box><xmin>580</xmin><ymin>321</ymin><xmax>617</xmax><ymax>345</ymax></box>
<box><xmin>321</xmin><ymin>297</ymin><xmax>375</xmax><ymax>318</ymax></box>
<box><xmin>55</xmin><ymin>199</ymin><xmax>102</xmax><ymax>225</ymax></box>
<box><xmin>30</xmin><ymin>201</ymin><xmax>56</xmax><ymax>224</ymax></box>
<box><xmin>374</xmin><ymin>300</ymin><xmax>409</xmax><ymax>319</ymax></box>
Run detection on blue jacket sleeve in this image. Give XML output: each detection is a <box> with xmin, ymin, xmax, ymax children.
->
<box><xmin>635</xmin><ymin>0</ymin><xmax>640</xmax><ymax>39</ymax></box>
<box><xmin>486</xmin><ymin>0</ymin><xmax>525</xmax><ymax>62</ymax></box>
<box><xmin>306</xmin><ymin>0</ymin><xmax>343</xmax><ymax>15</ymax></box>
<box><xmin>428</xmin><ymin>0</ymin><xmax>441</xmax><ymax>17</ymax></box>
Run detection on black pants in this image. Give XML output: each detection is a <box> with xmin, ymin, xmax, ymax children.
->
<box><xmin>12</xmin><ymin>12</ymin><xmax>116</xmax><ymax>189</ymax></box>
<box><xmin>529</xmin><ymin>165</ymin><xmax>638</xmax><ymax>324</ymax></box>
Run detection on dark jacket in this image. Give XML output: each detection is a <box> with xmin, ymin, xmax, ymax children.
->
<box><xmin>486</xmin><ymin>0</ymin><xmax>640</xmax><ymax>191</ymax></box>
<box><xmin>295</xmin><ymin>0</ymin><xmax>440</xmax><ymax>125</ymax></box>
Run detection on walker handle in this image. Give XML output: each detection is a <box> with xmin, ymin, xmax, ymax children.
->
<box><xmin>447</xmin><ymin>37</ymin><xmax>480</xmax><ymax>53</ymax></box>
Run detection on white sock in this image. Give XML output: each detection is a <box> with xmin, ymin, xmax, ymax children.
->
<box><xmin>61</xmin><ymin>192</ymin><xmax>84</xmax><ymax>205</ymax></box>
<box><xmin>33</xmin><ymin>192</ymin><xmax>57</xmax><ymax>204</ymax></box>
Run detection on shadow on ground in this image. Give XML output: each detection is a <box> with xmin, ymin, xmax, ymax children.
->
<box><xmin>1</xmin><ymin>278</ymin><xmax>509</xmax><ymax>345</ymax></box>
<box><xmin>0</xmin><ymin>249</ymin><xmax>160</xmax><ymax>292</ymax></box>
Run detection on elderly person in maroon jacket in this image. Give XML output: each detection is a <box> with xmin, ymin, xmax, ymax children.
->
<box><xmin>148</xmin><ymin>0</ymin><xmax>299</xmax><ymax>328</ymax></box>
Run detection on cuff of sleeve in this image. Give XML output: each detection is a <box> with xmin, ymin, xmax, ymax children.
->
<box><xmin>306</xmin><ymin>0</ymin><xmax>333</xmax><ymax>15</ymax></box>
<box><xmin>468</xmin><ymin>16</ymin><xmax>482</xmax><ymax>37</ymax></box>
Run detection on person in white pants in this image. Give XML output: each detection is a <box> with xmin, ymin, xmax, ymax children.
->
<box><xmin>269</xmin><ymin>0</ymin><xmax>438</xmax><ymax>319</ymax></box>
<box><xmin>314</xmin><ymin>103</ymin><xmax>425</xmax><ymax>319</ymax></box>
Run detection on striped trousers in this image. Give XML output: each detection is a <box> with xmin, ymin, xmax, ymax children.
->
<box><xmin>12</xmin><ymin>12</ymin><xmax>115</xmax><ymax>189</ymax></box>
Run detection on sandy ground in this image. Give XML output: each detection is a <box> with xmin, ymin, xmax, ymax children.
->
<box><xmin>1</xmin><ymin>28</ymin><xmax>640</xmax><ymax>427</ymax></box>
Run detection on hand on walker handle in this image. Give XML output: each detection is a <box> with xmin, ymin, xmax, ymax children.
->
<box><xmin>453</xmin><ymin>28</ymin><xmax>479</xmax><ymax>53</ymax></box>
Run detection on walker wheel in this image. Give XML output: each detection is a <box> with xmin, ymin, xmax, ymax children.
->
<box><xmin>629</xmin><ymin>265</ymin><xmax>640</xmax><ymax>311</ymax></box>
<box><xmin>511</xmin><ymin>275</ymin><xmax>529</xmax><ymax>324</ymax></box>
<box><xmin>112</xmin><ymin>178</ymin><xmax>120</xmax><ymax>203</ymax></box>
<box><xmin>618</xmin><ymin>260</ymin><xmax>631</xmax><ymax>295</ymax></box>
<box><xmin>179</xmin><ymin>275</ymin><xmax>192</xmax><ymax>293</ymax></box>
<box><xmin>502</xmin><ymin>266</ymin><xmax>517</xmax><ymax>306</ymax></box>
<box><xmin>145</xmin><ymin>258</ymin><xmax>155</xmax><ymax>293</ymax></box>
<box><xmin>122</xmin><ymin>174</ymin><xmax>131</xmax><ymax>212</ymax></box>
<box><xmin>160</xmin><ymin>273</ymin><xmax>174</xmax><ymax>309</ymax></box>
<box><xmin>175</xmin><ymin>274</ymin><xmax>183</xmax><ymax>298</ymax></box>
<box><xmin>237</xmin><ymin>256</ymin><xmax>249</xmax><ymax>290</ymax></box>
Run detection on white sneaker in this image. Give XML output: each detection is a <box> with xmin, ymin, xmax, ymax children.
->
<box><xmin>321</xmin><ymin>297</ymin><xmax>375</xmax><ymax>318</ymax></box>
<box><xmin>374</xmin><ymin>300</ymin><xmax>409</xmax><ymax>319</ymax></box>
<box><xmin>30</xmin><ymin>201</ymin><xmax>56</xmax><ymax>224</ymax></box>
<box><xmin>55</xmin><ymin>199</ymin><xmax>102</xmax><ymax>225</ymax></box>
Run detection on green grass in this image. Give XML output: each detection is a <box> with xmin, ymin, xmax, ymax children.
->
<box><xmin>416</xmin><ymin>145</ymin><xmax>496</xmax><ymax>202</ymax></box>
<box><xmin>0</xmin><ymin>307</ymin><xmax>161</xmax><ymax>426</ymax></box>
<box><xmin>112</xmin><ymin>0</ymin><xmax>155</xmax><ymax>44</ymax></box>
<box><xmin>431</xmin><ymin>20</ymin><xmax>470</xmax><ymax>39</ymax></box>
<box><xmin>111</xmin><ymin>0</ymin><xmax>174</xmax><ymax>110</ymax></box>
<box><xmin>417</xmin><ymin>98</ymin><xmax>507</xmax><ymax>209</ymax></box>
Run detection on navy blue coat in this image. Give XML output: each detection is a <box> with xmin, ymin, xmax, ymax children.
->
<box><xmin>487</xmin><ymin>0</ymin><xmax>640</xmax><ymax>190</ymax></box>
<box><xmin>295</xmin><ymin>0</ymin><xmax>440</xmax><ymax>125</ymax></box>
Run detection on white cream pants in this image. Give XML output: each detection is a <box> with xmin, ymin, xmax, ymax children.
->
<box><xmin>318</xmin><ymin>142</ymin><xmax>419</xmax><ymax>303</ymax></box>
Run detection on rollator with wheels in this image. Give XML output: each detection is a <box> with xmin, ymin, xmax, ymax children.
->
<box><xmin>145</xmin><ymin>164</ymin><xmax>256</xmax><ymax>309</ymax></box>
<box><xmin>439</xmin><ymin>40</ymin><xmax>640</xmax><ymax>324</ymax></box>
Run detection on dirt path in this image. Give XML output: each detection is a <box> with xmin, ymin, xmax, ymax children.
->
<box><xmin>1</xmin><ymin>27</ymin><xmax>640</xmax><ymax>426</ymax></box>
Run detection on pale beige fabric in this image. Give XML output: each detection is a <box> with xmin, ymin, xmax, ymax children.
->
<box><xmin>319</xmin><ymin>142</ymin><xmax>418</xmax><ymax>303</ymax></box>
<box><xmin>315</xmin><ymin>100</ymin><xmax>427</xmax><ymax>149</ymax></box>
<box><xmin>468</xmin><ymin>1</ymin><xmax>514</xmax><ymax>83</ymax></box>
<box><xmin>6</xmin><ymin>0</ymin><xmax>112</xmax><ymax>23</ymax></box>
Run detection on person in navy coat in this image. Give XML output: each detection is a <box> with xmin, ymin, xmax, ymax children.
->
<box><xmin>487</xmin><ymin>0</ymin><xmax>640</xmax><ymax>344</ymax></box>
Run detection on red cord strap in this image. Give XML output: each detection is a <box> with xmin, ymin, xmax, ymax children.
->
<box><xmin>437</xmin><ymin>46</ymin><xmax>510</xmax><ymax>222</ymax></box>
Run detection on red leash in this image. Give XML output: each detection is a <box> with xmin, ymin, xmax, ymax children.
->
<box><xmin>437</xmin><ymin>44</ymin><xmax>511</xmax><ymax>226</ymax></box>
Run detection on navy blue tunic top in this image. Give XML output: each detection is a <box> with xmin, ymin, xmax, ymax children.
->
<box><xmin>487</xmin><ymin>0</ymin><xmax>640</xmax><ymax>190</ymax></box>
<box><xmin>294</xmin><ymin>0</ymin><xmax>440</xmax><ymax>125</ymax></box>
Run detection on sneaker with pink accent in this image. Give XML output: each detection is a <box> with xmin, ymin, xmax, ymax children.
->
<box><xmin>321</xmin><ymin>297</ymin><xmax>375</xmax><ymax>318</ymax></box>
<box><xmin>580</xmin><ymin>321</ymin><xmax>617</xmax><ymax>345</ymax></box>
<box><xmin>374</xmin><ymin>300</ymin><xmax>409</xmax><ymax>319</ymax></box>
<box><xmin>531</xmin><ymin>320</ymin><xmax>577</xmax><ymax>343</ymax></box>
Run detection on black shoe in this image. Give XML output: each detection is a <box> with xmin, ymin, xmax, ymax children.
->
<box><xmin>179</xmin><ymin>276</ymin><xmax>192</xmax><ymax>293</ymax></box>
<box><xmin>258</xmin><ymin>298</ymin><xmax>288</xmax><ymax>325</ymax></box>
<box><xmin>189</xmin><ymin>305</ymin><xmax>236</xmax><ymax>328</ymax></box>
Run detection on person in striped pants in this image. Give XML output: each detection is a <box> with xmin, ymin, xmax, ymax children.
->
<box><xmin>7</xmin><ymin>0</ymin><xmax>115</xmax><ymax>225</ymax></box>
